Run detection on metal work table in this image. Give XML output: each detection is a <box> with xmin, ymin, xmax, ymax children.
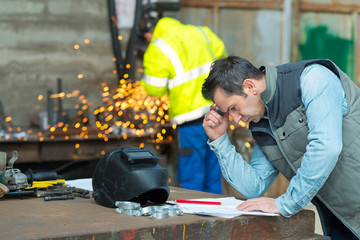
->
<box><xmin>0</xmin><ymin>187</ymin><xmax>328</xmax><ymax>240</ymax></box>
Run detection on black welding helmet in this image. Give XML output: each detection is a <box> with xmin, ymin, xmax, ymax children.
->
<box><xmin>92</xmin><ymin>146</ymin><xmax>170</xmax><ymax>208</ymax></box>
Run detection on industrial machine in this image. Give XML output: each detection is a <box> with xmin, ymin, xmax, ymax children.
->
<box><xmin>0</xmin><ymin>150</ymin><xmax>90</xmax><ymax>200</ymax></box>
<box><xmin>108</xmin><ymin>0</ymin><xmax>181</xmax><ymax>81</ymax></box>
<box><xmin>0</xmin><ymin>151</ymin><xmax>28</xmax><ymax>191</ymax></box>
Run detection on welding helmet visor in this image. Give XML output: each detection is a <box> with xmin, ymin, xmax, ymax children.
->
<box><xmin>138</xmin><ymin>16</ymin><xmax>159</xmax><ymax>36</ymax></box>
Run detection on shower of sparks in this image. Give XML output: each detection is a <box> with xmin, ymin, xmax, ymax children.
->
<box><xmin>0</xmin><ymin>36</ymin><xmax>251</xmax><ymax>154</ymax></box>
<box><xmin>93</xmin><ymin>78</ymin><xmax>172</xmax><ymax>146</ymax></box>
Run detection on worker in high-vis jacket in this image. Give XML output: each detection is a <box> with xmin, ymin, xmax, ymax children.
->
<box><xmin>139</xmin><ymin>17</ymin><xmax>227</xmax><ymax>194</ymax></box>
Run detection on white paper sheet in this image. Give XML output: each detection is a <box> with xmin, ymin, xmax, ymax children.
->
<box><xmin>167</xmin><ymin>197</ymin><xmax>279</xmax><ymax>218</ymax></box>
<box><xmin>65</xmin><ymin>178</ymin><xmax>93</xmax><ymax>191</ymax></box>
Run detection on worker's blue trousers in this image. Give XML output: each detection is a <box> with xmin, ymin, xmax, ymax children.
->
<box><xmin>177</xmin><ymin>123</ymin><xmax>222</xmax><ymax>194</ymax></box>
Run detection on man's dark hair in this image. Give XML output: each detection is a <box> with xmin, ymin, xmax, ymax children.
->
<box><xmin>202</xmin><ymin>55</ymin><xmax>264</xmax><ymax>101</ymax></box>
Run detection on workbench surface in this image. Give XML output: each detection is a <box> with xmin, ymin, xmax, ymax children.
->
<box><xmin>0</xmin><ymin>187</ymin><xmax>328</xmax><ymax>240</ymax></box>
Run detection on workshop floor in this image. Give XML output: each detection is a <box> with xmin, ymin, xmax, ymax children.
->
<box><xmin>304</xmin><ymin>204</ymin><xmax>323</xmax><ymax>235</ymax></box>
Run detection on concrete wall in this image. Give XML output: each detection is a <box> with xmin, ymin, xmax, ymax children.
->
<box><xmin>177</xmin><ymin>0</ymin><xmax>360</xmax><ymax>84</ymax></box>
<box><xmin>0</xmin><ymin>0</ymin><xmax>117</xmax><ymax>128</ymax></box>
<box><xmin>175</xmin><ymin>7</ymin><xmax>282</xmax><ymax>68</ymax></box>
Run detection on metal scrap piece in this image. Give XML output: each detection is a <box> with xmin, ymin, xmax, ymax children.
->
<box><xmin>115</xmin><ymin>201</ymin><xmax>141</xmax><ymax>210</ymax></box>
<box><xmin>150</xmin><ymin>210</ymin><xmax>169</xmax><ymax>219</ymax></box>
<box><xmin>114</xmin><ymin>201</ymin><xmax>183</xmax><ymax>219</ymax></box>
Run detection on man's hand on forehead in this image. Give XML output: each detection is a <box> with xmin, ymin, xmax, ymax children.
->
<box><xmin>203</xmin><ymin>104</ymin><xmax>229</xmax><ymax>141</ymax></box>
<box><xmin>211</xmin><ymin>104</ymin><xmax>225</xmax><ymax>116</ymax></box>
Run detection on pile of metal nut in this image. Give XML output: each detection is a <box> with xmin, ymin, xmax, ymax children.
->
<box><xmin>115</xmin><ymin>201</ymin><xmax>183</xmax><ymax>219</ymax></box>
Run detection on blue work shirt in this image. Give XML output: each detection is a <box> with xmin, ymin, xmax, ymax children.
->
<box><xmin>208</xmin><ymin>64</ymin><xmax>348</xmax><ymax>217</ymax></box>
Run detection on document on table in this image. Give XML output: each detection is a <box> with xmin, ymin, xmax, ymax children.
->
<box><xmin>65</xmin><ymin>178</ymin><xmax>93</xmax><ymax>191</ymax></box>
<box><xmin>167</xmin><ymin>197</ymin><xmax>279</xmax><ymax>218</ymax></box>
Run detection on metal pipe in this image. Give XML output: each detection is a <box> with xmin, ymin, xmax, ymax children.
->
<box><xmin>107</xmin><ymin>0</ymin><xmax>124</xmax><ymax>81</ymax></box>
<box><xmin>124</xmin><ymin>0</ymin><xmax>143</xmax><ymax>81</ymax></box>
<box><xmin>57</xmin><ymin>78</ymin><xmax>63</xmax><ymax>123</ymax></box>
<box><xmin>47</xmin><ymin>90</ymin><xmax>54</xmax><ymax>127</ymax></box>
<box><xmin>142</xmin><ymin>2</ymin><xmax>181</xmax><ymax>16</ymax></box>
<box><xmin>282</xmin><ymin>0</ymin><xmax>293</xmax><ymax>64</ymax></box>
<box><xmin>353</xmin><ymin>12</ymin><xmax>359</xmax><ymax>84</ymax></box>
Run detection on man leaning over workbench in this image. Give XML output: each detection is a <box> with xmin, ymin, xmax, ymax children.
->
<box><xmin>202</xmin><ymin>55</ymin><xmax>360</xmax><ymax>239</ymax></box>
<box><xmin>139</xmin><ymin>16</ymin><xmax>227</xmax><ymax>194</ymax></box>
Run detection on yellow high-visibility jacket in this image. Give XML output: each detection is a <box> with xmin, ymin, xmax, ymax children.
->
<box><xmin>141</xmin><ymin>17</ymin><xmax>227</xmax><ymax>125</ymax></box>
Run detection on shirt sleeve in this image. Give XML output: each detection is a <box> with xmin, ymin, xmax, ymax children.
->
<box><xmin>275</xmin><ymin>64</ymin><xmax>347</xmax><ymax>217</ymax></box>
<box><xmin>208</xmin><ymin>132</ymin><xmax>278</xmax><ymax>198</ymax></box>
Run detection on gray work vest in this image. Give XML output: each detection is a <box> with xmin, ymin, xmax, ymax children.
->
<box><xmin>250</xmin><ymin>59</ymin><xmax>360</xmax><ymax>237</ymax></box>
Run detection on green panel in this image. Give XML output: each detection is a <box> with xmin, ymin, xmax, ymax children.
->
<box><xmin>299</xmin><ymin>25</ymin><xmax>354</xmax><ymax>80</ymax></box>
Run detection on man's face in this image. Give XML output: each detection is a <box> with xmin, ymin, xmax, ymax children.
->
<box><xmin>144</xmin><ymin>32</ymin><xmax>153</xmax><ymax>44</ymax></box>
<box><xmin>213</xmin><ymin>87</ymin><xmax>266</xmax><ymax>124</ymax></box>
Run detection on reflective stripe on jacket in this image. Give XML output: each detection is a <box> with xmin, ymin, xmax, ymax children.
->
<box><xmin>140</xmin><ymin>17</ymin><xmax>227</xmax><ymax>124</ymax></box>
